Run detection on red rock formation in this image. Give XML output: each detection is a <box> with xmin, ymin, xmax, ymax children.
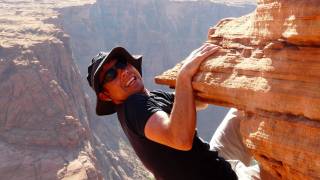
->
<box><xmin>155</xmin><ymin>0</ymin><xmax>320</xmax><ymax>179</ymax></box>
<box><xmin>0</xmin><ymin>1</ymin><xmax>101</xmax><ymax>179</ymax></box>
<box><xmin>0</xmin><ymin>0</ymin><xmax>259</xmax><ymax>179</ymax></box>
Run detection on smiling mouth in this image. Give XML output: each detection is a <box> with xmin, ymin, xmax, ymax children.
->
<box><xmin>126</xmin><ymin>77</ymin><xmax>136</xmax><ymax>87</ymax></box>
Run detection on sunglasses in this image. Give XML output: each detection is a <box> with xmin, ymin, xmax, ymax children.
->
<box><xmin>102</xmin><ymin>59</ymin><xmax>127</xmax><ymax>84</ymax></box>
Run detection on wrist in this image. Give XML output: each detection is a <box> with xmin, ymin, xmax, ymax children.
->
<box><xmin>177</xmin><ymin>69</ymin><xmax>192</xmax><ymax>82</ymax></box>
<box><xmin>177</xmin><ymin>67</ymin><xmax>192</xmax><ymax>80</ymax></box>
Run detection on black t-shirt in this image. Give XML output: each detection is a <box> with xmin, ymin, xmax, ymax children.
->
<box><xmin>117</xmin><ymin>90</ymin><xmax>237</xmax><ymax>180</ymax></box>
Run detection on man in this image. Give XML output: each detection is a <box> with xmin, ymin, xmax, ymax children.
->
<box><xmin>87</xmin><ymin>44</ymin><xmax>257</xmax><ymax>179</ymax></box>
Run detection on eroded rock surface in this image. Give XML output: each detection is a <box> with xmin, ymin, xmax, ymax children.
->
<box><xmin>1</xmin><ymin>0</ymin><xmax>257</xmax><ymax>179</ymax></box>
<box><xmin>0</xmin><ymin>1</ymin><xmax>100</xmax><ymax>179</ymax></box>
<box><xmin>0</xmin><ymin>0</ymin><xmax>159</xmax><ymax>179</ymax></box>
<box><xmin>155</xmin><ymin>0</ymin><xmax>320</xmax><ymax>179</ymax></box>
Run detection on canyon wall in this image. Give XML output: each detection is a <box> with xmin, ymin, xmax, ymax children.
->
<box><xmin>0</xmin><ymin>1</ymin><xmax>103</xmax><ymax>179</ymax></box>
<box><xmin>155</xmin><ymin>0</ymin><xmax>320</xmax><ymax>179</ymax></box>
<box><xmin>0</xmin><ymin>0</ymin><xmax>256</xmax><ymax>179</ymax></box>
<box><xmin>0</xmin><ymin>1</ymin><xmax>134</xmax><ymax>179</ymax></box>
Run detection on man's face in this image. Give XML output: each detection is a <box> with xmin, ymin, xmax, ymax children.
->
<box><xmin>99</xmin><ymin>59</ymin><xmax>144</xmax><ymax>104</ymax></box>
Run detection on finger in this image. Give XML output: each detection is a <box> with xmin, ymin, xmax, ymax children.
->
<box><xmin>203</xmin><ymin>43</ymin><xmax>219</xmax><ymax>48</ymax></box>
<box><xmin>205</xmin><ymin>43</ymin><xmax>219</xmax><ymax>49</ymax></box>
<box><xmin>190</xmin><ymin>44</ymin><xmax>209</xmax><ymax>57</ymax></box>
<box><xmin>206</xmin><ymin>46</ymin><xmax>220</xmax><ymax>54</ymax></box>
<box><xmin>189</xmin><ymin>44</ymin><xmax>218</xmax><ymax>59</ymax></box>
<box><xmin>200</xmin><ymin>45</ymin><xmax>218</xmax><ymax>54</ymax></box>
<box><xmin>198</xmin><ymin>43</ymin><xmax>211</xmax><ymax>51</ymax></box>
<box><xmin>201</xmin><ymin>43</ymin><xmax>218</xmax><ymax>50</ymax></box>
<box><xmin>191</xmin><ymin>45</ymin><xmax>206</xmax><ymax>55</ymax></box>
<box><xmin>198</xmin><ymin>45</ymin><xmax>213</xmax><ymax>55</ymax></box>
<box><xmin>199</xmin><ymin>46</ymin><xmax>219</xmax><ymax>56</ymax></box>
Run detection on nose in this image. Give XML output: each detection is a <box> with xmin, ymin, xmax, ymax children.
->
<box><xmin>119</xmin><ymin>67</ymin><xmax>129</xmax><ymax>80</ymax></box>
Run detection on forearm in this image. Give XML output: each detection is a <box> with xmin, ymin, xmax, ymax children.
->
<box><xmin>169</xmin><ymin>73</ymin><xmax>196</xmax><ymax>150</ymax></box>
<box><xmin>144</xmin><ymin>43</ymin><xmax>219</xmax><ymax>151</ymax></box>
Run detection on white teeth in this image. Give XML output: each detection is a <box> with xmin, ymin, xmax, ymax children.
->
<box><xmin>126</xmin><ymin>77</ymin><xmax>135</xmax><ymax>87</ymax></box>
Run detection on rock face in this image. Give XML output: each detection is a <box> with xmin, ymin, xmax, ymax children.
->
<box><xmin>0</xmin><ymin>0</ymin><xmax>257</xmax><ymax>179</ymax></box>
<box><xmin>155</xmin><ymin>0</ymin><xmax>320</xmax><ymax>179</ymax></box>
<box><xmin>0</xmin><ymin>1</ymin><xmax>101</xmax><ymax>179</ymax></box>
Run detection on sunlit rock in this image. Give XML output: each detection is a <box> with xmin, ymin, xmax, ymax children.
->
<box><xmin>155</xmin><ymin>0</ymin><xmax>320</xmax><ymax>179</ymax></box>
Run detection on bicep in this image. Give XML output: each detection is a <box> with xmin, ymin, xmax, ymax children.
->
<box><xmin>144</xmin><ymin>111</ymin><xmax>192</xmax><ymax>151</ymax></box>
<box><xmin>144</xmin><ymin>111</ymin><xmax>174</xmax><ymax>147</ymax></box>
<box><xmin>144</xmin><ymin>111</ymin><xmax>193</xmax><ymax>151</ymax></box>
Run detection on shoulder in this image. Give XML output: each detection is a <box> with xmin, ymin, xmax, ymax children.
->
<box><xmin>151</xmin><ymin>89</ymin><xmax>174</xmax><ymax>96</ymax></box>
<box><xmin>122</xmin><ymin>92</ymin><xmax>163</xmax><ymax>137</ymax></box>
<box><xmin>151</xmin><ymin>90</ymin><xmax>175</xmax><ymax>101</ymax></box>
<box><xmin>124</xmin><ymin>92</ymin><xmax>149</xmax><ymax>106</ymax></box>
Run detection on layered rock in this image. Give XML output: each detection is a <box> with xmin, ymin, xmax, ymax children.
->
<box><xmin>0</xmin><ymin>0</ymin><xmax>259</xmax><ymax>179</ymax></box>
<box><xmin>0</xmin><ymin>0</ymin><xmax>157</xmax><ymax>179</ymax></box>
<box><xmin>0</xmin><ymin>1</ymin><xmax>100</xmax><ymax>179</ymax></box>
<box><xmin>155</xmin><ymin>0</ymin><xmax>320</xmax><ymax>179</ymax></box>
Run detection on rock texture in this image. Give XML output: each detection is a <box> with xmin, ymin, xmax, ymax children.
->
<box><xmin>0</xmin><ymin>0</ymin><xmax>258</xmax><ymax>179</ymax></box>
<box><xmin>155</xmin><ymin>0</ymin><xmax>320</xmax><ymax>179</ymax></box>
<box><xmin>0</xmin><ymin>1</ymin><xmax>101</xmax><ymax>179</ymax></box>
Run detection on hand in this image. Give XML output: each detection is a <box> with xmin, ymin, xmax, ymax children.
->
<box><xmin>178</xmin><ymin>43</ymin><xmax>220</xmax><ymax>80</ymax></box>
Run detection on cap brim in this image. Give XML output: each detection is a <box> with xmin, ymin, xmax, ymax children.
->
<box><xmin>96</xmin><ymin>96</ymin><xmax>116</xmax><ymax>115</ymax></box>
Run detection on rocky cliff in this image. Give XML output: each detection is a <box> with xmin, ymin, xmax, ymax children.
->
<box><xmin>0</xmin><ymin>0</ymin><xmax>257</xmax><ymax>179</ymax></box>
<box><xmin>155</xmin><ymin>0</ymin><xmax>320</xmax><ymax>179</ymax></box>
<box><xmin>0</xmin><ymin>1</ymin><xmax>104</xmax><ymax>179</ymax></box>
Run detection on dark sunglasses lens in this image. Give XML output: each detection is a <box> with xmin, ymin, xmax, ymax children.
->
<box><xmin>104</xmin><ymin>69</ymin><xmax>117</xmax><ymax>83</ymax></box>
<box><xmin>115</xmin><ymin>60</ymin><xmax>127</xmax><ymax>69</ymax></box>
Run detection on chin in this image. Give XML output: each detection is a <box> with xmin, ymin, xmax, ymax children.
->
<box><xmin>126</xmin><ymin>78</ymin><xmax>144</xmax><ymax>95</ymax></box>
<box><xmin>134</xmin><ymin>78</ymin><xmax>144</xmax><ymax>90</ymax></box>
<box><xmin>134</xmin><ymin>83</ymin><xmax>145</xmax><ymax>93</ymax></box>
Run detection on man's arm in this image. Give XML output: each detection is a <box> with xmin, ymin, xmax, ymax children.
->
<box><xmin>144</xmin><ymin>43</ymin><xmax>219</xmax><ymax>151</ymax></box>
<box><xmin>171</xmin><ymin>92</ymin><xmax>209</xmax><ymax>111</ymax></box>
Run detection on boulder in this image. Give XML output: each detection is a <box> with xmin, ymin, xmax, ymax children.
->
<box><xmin>155</xmin><ymin>0</ymin><xmax>320</xmax><ymax>179</ymax></box>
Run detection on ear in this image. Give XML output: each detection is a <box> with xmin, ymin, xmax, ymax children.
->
<box><xmin>98</xmin><ymin>92</ymin><xmax>112</xmax><ymax>102</ymax></box>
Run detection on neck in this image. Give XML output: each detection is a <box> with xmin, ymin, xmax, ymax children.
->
<box><xmin>113</xmin><ymin>88</ymin><xmax>150</xmax><ymax>105</ymax></box>
<box><xmin>143</xmin><ymin>88</ymin><xmax>150</xmax><ymax>96</ymax></box>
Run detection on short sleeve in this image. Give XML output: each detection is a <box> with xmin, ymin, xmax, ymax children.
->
<box><xmin>124</xmin><ymin>93</ymin><xmax>162</xmax><ymax>137</ymax></box>
<box><xmin>152</xmin><ymin>90</ymin><xmax>175</xmax><ymax>103</ymax></box>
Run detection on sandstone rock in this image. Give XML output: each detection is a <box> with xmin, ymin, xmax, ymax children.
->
<box><xmin>0</xmin><ymin>1</ymin><xmax>101</xmax><ymax>179</ymax></box>
<box><xmin>240</xmin><ymin>110</ymin><xmax>320</xmax><ymax>179</ymax></box>
<box><xmin>155</xmin><ymin>0</ymin><xmax>320</xmax><ymax>179</ymax></box>
<box><xmin>0</xmin><ymin>0</ymin><xmax>159</xmax><ymax>179</ymax></box>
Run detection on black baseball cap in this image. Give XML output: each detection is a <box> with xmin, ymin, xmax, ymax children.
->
<box><xmin>87</xmin><ymin>47</ymin><xmax>142</xmax><ymax>115</ymax></box>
